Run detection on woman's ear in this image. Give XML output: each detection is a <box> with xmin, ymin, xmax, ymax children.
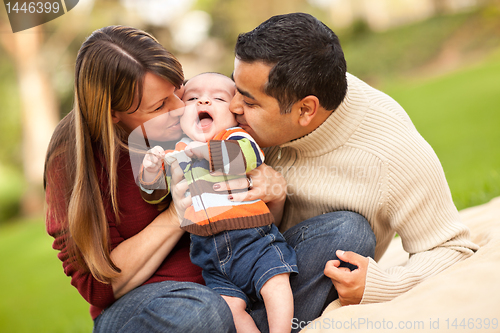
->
<box><xmin>297</xmin><ymin>95</ymin><xmax>320</xmax><ymax>127</ymax></box>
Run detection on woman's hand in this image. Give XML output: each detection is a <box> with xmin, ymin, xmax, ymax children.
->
<box><xmin>213</xmin><ymin>163</ymin><xmax>287</xmax><ymax>224</ymax></box>
<box><xmin>169</xmin><ymin>160</ymin><xmax>191</xmax><ymax>221</ymax></box>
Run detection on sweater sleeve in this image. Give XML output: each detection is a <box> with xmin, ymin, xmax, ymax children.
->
<box><xmin>137</xmin><ymin>163</ymin><xmax>170</xmax><ymax>205</ymax></box>
<box><xmin>208</xmin><ymin>128</ymin><xmax>265</xmax><ymax>174</ymax></box>
<box><xmin>361</xmin><ymin>132</ymin><xmax>479</xmax><ymax>304</ymax></box>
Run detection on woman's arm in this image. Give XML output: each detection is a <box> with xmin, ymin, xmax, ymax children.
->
<box><xmin>111</xmin><ymin>160</ymin><xmax>190</xmax><ymax>299</ymax></box>
<box><xmin>110</xmin><ymin>203</ymin><xmax>184</xmax><ymax>298</ymax></box>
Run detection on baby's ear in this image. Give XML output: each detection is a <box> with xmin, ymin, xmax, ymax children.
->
<box><xmin>175</xmin><ymin>84</ymin><xmax>185</xmax><ymax>100</ymax></box>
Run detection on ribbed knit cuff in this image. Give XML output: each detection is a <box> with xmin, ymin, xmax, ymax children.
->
<box><xmin>138</xmin><ymin>165</ymin><xmax>165</xmax><ymax>191</ymax></box>
<box><xmin>361</xmin><ymin>257</ymin><xmax>411</xmax><ymax>304</ymax></box>
<box><xmin>208</xmin><ymin>140</ymin><xmax>224</xmax><ymax>173</ymax></box>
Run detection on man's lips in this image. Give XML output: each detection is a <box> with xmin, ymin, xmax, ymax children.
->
<box><xmin>237</xmin><ymin>120</ymin><xmax>248</xmax><ymax>128</ymax></box>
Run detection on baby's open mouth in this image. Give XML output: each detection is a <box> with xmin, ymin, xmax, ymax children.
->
<box><xmin>197</xmin><ymin>111</ymin><xmax>213</xmax><ymax>128</ymax></box>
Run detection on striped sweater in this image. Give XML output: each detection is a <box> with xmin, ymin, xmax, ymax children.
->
<box><xmin>264</xmin><ymin>73</ymin><xmax>479</xmax><ymax>304</ymax></box>
<box><xmin>140</xmin><ymin>127</ymin><xmax>274</xmax><ymax>236</ymax></box>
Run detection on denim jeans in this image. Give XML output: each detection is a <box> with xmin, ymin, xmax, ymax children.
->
<box><xmin>93</xmin><ymin>281</ymin><xmax>236</xmax><ymax>333</ymax></box>
<box><xmin>190</xmin><ymin>223</ymin><xmax>298</xmax><ymax>305</ymax></box>
<box><xmin>250</xmin><ymin>211</ymin><xmax>376</xmax><ymax>333</ymax></box>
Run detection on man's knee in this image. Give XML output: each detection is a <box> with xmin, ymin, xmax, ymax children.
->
<box><xmin>307</xmin><ymin>210</ymin><xmax>376</xmax><ymax>258</ymax></box>
<box><xmin>336</xmin><ymin>211</ymin><xmax>376</xmax><ymax>258</ymax></box>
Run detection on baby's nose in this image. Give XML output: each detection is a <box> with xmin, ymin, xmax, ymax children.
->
<box><xmin>197</xmin><ymin>98</ymin><xmax>211</xmax><ymax>105</ymax></box>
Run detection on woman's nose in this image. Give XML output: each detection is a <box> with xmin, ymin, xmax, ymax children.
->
<box><xmin>170</xmin><ymin>95</ymin><xmax>185</xmax><ymax>116</ymax></box>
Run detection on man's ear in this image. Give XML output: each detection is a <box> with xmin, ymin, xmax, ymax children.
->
<box><xmin>111</xmin><ymin>110</ymin><xmax>120</xmax><ymax>124</ymax></box>
<box><xmin>296</xmin><ymin>95</ymin><xmax>320</xmax><ymax>127</ymax></box>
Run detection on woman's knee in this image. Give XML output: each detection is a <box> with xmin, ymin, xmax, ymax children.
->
<box><xmin>96</xmin><ymin>282</ymin><xmax>235</xmax><ymax>333</ymax></box>
<box><xmin>164</xmin><ymin>283</ymin><xmax>236</xmax><ymax>332</ymax></box>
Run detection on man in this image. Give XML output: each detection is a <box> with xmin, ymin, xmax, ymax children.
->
<box><xmin>227</xmin><ymin>12</ymin><xmax>478</xmax><ymax>332</ymax></box>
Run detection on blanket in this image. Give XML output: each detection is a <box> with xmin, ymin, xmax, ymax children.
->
<box><xmin>301</xmin><ymin>197</ymin><xmax>500</xmax><ymax>332</ymax></box>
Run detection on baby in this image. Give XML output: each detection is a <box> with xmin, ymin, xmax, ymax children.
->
<box><xmin>139</xmin><ymin>73</ymin><xmax>298</xmax><ymax>333</ymax></box>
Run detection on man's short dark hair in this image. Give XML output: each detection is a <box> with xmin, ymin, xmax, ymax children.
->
<box><xmin>235</xmin><ymin>12</ymin><xmax>347</xmax><ymax>113</ymax></box>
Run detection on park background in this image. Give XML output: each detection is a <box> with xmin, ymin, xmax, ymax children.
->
<box><xmin>1</xmin><ymin>0</ymin><xmax>499</xmax><ymax>331</ymax></box>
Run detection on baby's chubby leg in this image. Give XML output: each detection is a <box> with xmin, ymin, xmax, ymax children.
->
<box><xmin>260</xmin><ymin>273</ymin><xmax>293</xmax><ymax>333</ymax></box>
<box><xmin>222</xmin><ymin>295</ymin><xmax>260</xmax><ymax>333</ymax></box>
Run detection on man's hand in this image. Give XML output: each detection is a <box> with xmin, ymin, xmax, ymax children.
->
<box><xmin>213</xmin><ymin>163</ymin><xmax>286</xmax><ymax>203</ymax></box>
<box><xmin>324</xmin><ymin>250</ymin><xmax>369</xmax><ymax>306</ymax></box>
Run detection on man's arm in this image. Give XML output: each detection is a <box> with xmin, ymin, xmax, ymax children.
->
<box><xmin>326</xmin><ymin>131</ymin><xmax>478</xmax><ymax>305</ymax></box>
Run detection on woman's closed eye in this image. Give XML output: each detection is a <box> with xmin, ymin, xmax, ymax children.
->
<box><xmin>154</xmin><ymin>101</ymin><xmax>165</xmax><ymax>111</ymax></box>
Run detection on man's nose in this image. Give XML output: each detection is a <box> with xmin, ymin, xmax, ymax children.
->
<box><xmin>229</xmin><ymin>95</ymin><xmax>243</xmax><ymax>115</ymax></box>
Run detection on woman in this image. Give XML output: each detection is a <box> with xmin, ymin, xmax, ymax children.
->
<box><xmin>44</xmin><ymin>26</ymin><xmax>238</xmax><ymax>332</ymax></box>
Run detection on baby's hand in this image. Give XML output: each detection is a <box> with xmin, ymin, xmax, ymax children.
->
<box><xmin>185</xmin><ymin>141</ymin><xmax>210</xmax><ymax>161</ymax></box>
<box><xmin>142</xmin><ymin>146</ymin><xmax>165</xmax><ymax>182</ymax></box>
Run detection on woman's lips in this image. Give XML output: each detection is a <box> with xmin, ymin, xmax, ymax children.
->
<box><xmin>168</xmin><ymin>121</ymin><xmax>181</xmax><ymax>130</ymax></box>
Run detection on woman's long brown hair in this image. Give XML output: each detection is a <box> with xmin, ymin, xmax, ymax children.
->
<box><xmin>44</xmin><ymin>26</ymin><xmax>183</xmax><ymax>283</ymax></box>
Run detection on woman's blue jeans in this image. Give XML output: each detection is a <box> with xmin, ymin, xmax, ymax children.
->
<box><xmin>251</xmin><ymin>211</ymin><xmax>376</xmax><ymax>333</ymax></box>
<box><xmin>93</xmin><ymin>281</ymin><xmax>236</xmax><ymax>332</ymax></box>
<box><xmin>93</xmin><ymin>211</ymin><xmax>375</xmax><ymax>333</ymax></box>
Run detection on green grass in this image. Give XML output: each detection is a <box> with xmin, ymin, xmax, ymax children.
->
<box><xmin>0</xmin><ymin>165</ymin><xmax>24</xmax><ymax>221</ymax></box>
<box><xmin>0</xmin><ymin>218</ymin><xmax>93</xmax><ymax>333</ymax></box>
<box><xmin>342</xmin><ymin>12</ymin><xmax>471</xmax><ymax>81</ymax></box>
<box><xmin>382</xmin><ymin>51</ymin><xmax>500</xmax><ymax>210</ymax></box>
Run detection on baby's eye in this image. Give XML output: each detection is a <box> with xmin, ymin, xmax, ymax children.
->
<box><xmin>186</xmin><ymin>97</ymin><xmax>198</xmax><ymax>102</ymax></box>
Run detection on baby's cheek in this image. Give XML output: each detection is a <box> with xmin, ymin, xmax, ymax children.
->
<box><xmin>179</xmin><ymin>114</ymin><xmax>192</xmax><ymax>134</ymax></box>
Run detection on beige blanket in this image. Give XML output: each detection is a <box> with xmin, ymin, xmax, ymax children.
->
<box><xmin>301</xmin><ymin>197</ymin><xmax>500</xmax><ymax>333</ymax></box>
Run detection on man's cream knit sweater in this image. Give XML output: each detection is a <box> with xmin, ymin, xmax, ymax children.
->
<box><xmin>265</xmin><ymin>73</ymin><xmax>479</xmax><ymax>304</ymax></box>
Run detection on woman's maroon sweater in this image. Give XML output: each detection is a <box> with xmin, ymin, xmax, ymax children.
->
<box><xmin>46</xmin><ymin>149</ymin><xmax>203</xmax><ymax>320</ymax></box>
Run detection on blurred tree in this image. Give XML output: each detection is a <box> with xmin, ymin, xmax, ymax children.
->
<box><xmin>0</xmin><ymin>1</ymin><xmax>97</xmax><ymax>216</ymax></box>
<box><xmin>194</xmin><ymin>0</ymin><xmax>316</xmax><ymax>74</ymax></box>
<box><xmin>0</xmin><ymin>25</ymin><xmax>59</xmax><ymax>215</ymax></box>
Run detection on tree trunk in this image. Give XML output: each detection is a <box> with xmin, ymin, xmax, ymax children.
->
<box><xmin>10</xmin><ymin>27</ymin><xmax>59</xmax><ymax>215</ymax></box>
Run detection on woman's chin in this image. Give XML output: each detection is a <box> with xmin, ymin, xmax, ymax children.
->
<box><xmin>149</xmin><ymin>129</ymin><xmax>183</xmax><ymax>143</ymax></box>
